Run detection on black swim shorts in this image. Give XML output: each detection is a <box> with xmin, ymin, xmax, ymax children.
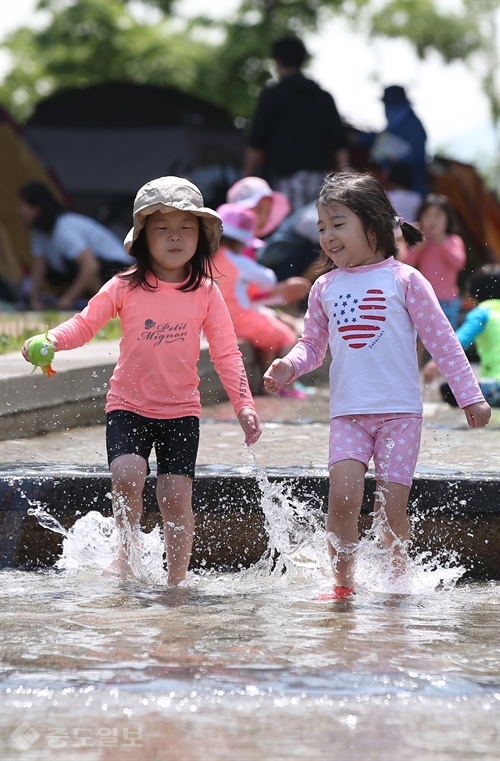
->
<box><xmin>106</xmin><ymin>410</ymin><xmax>200</xmax><ymax>478</ymax></box>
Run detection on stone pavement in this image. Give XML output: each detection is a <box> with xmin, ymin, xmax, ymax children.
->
<box><xmin>1</xmin><ymin>334</ymin><xmax>499</xmax><ymax>479</ymax></box>
<box><xmin>1</xmin><ymin>384</ymin><xmax>499</xmax><ymax>478</ymax></box>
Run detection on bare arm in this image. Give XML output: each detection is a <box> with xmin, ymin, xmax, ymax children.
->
<box><xmin>56</xmin><ymin>248</ymin><xmax>101</xmax><ymax>309</ymax></box>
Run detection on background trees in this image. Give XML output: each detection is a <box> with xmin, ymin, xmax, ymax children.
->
<box><xmin>1</xmin><ymin>0</ymin><xmax>497</xmax><ymax>125</ymax></box>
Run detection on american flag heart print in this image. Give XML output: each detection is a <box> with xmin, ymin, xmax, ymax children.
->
<box><xmin>333</xmin><ymin>289</ymin><xmax>387</xmax><ymax>349</ymax></box>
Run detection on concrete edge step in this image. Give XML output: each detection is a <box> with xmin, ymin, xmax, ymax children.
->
<box><xmin>1</xmin><ymin>470</ymin><xmax>498</xmax><ymax>579</ymax></box>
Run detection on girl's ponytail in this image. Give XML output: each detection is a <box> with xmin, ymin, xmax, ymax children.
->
<box><xmin>397</xmin><ymin>217</ymin><xmax>423</xmax><ymax>248</ymax></box>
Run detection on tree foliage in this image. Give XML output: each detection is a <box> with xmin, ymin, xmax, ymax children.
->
<box><xmin>369</xmin><ymin>0</ymin><xmax>499</xmax><ymax>121</ymax></box>
<box><xmin>0</xmin><ymin>0</ymin><xmax>213</xmax><ymax>121</ymax></box>
<box><xmin>1</xmin><ymin>0</ymin><xmax>497</xmax><ymax>124</ymax></box>
<box><xmin>189</xmin><ymin>0</ymin><xmax>499</xmax><ymax>122</ymax></box>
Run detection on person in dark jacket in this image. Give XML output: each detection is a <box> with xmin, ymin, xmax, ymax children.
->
<box><xmin>243</xmin><ymin>36</ymin><xmax>350</xmax><ymax>211</ymax></box>
<box><xmin>354</xmin><ymin>85</ymin><xmax>428</xmax><ymax>197</ymax></box>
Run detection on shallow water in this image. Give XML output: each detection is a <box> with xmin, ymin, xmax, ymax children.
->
<box><xmin>2</xmin><ymin>569</ymin><xmax>499</xmax><ymax>761</ymax></box>
<box><xmin>1</xmin><ymin>465</ymin><xmax>499</xmax><ymax>760</ymax></box>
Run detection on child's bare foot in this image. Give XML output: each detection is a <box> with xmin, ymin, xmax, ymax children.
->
<box><xmin>103</xmin><ymin>556</ymin><xmax>133</xmax><ymax>579</ymax></box>
<box><xmin>389</xmin><ymin>545</ymin><xmax>411</xmax><ymax>579</ymax></box>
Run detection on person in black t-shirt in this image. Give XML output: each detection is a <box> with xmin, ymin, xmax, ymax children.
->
<box><xmin>243</xmin><ymin>37</ymin><xmax>350</xmax><ymax>212</ymax></box>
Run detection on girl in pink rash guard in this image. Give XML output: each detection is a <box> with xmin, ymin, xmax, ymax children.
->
<box><xmin>401</xmin><ymin>193</ymin><xmax>466</xmax><ymax>329</ymax></box>
<box><xmin>22</xmin><ymin>176</ymin><xmax>261</xmax><ymax>585</ymax></box>
<box><xmin>264</xmin><ymin>172</ymin><xmax>490</xmax><ymax>600</ymax></box>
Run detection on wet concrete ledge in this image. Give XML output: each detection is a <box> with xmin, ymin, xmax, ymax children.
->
<box><xmin>0</xmin><ymin>323</ymin><xmax>329</xmax><ymax>440</ymax></box>
<box><xmin>1</xmin><ymin>468</ymin><xmax>499</xmax><ymax>580</ymax></box>
<box><xmin>0</xmin><ymin>339</ymin><xmax>264</xmax><ymax>439</ymax></box>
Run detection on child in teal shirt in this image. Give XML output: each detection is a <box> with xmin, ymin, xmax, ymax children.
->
<box><xmin>424</xmin><ymin>264</ymin><xmax>500</xmax><ymax>407</ymax></box>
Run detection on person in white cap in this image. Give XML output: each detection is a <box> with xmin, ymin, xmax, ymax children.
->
<box><xmin>22</xmin><ymin>176</ymin><xmax>261</xmax><ymax>585</ymax></box>
<box><xmin>227</xmin><ymin>175</ymin><xmax>313</xmax><ymax>301</ymax></box>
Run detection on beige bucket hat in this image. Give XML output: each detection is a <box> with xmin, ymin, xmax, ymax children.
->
<box><xmin>124</xmin><ymin>176</ymin><xmax>223</xmax><ymax>255</ymax></box>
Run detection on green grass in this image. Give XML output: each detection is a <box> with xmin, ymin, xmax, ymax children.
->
<box><xmin>0</xmin><ymin>311</ymin><xmax>121</xmax><ymax>355</ymax></box>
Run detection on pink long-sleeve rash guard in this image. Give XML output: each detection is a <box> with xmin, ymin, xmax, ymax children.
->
<box><xmin>50</xmin><ymin>273</ymin><xmax>256</xmax><ymax>419</ymax></box>
<box><xmin>401</xmin><ymin>234</ymin><xmax>466</xmax><ymax>301</ymax></box>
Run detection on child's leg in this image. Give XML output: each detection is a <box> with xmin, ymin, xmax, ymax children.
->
<box><xmin>327</xmin><ymin>460</ymin><xmax>366</xmax><ymax>587</ymax></box>
<box><xmin>371</xmin><ymin>413</ymin><xmax>422</xmax><ymax>575</ymax></box>
<box><xmin>157</xmin><ymin>474</ymin><xmax>194</xmax><ymax>585</ymax></box>
<box><xmin>153</xmin><ymin>416</ymin><xmax>199</xmax><ymax>585</ymax></box>
<box><xmin>373</xmin><ymin>481</ymin><xmax>411</xmax><ymax>574</ymax></box>
<box><xmin>110</xmin><ymin>453</ymin><xmax>148</xmax><ymax>573</ymax></box>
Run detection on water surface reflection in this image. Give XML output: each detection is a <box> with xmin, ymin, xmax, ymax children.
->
<box><xmin>2</xmin><ymin>570</ymin><xmax>499</xmax><ymax>760</ymax></box>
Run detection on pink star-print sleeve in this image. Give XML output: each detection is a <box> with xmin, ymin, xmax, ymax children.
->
<box><xmin>401</xmin><ymin>267</ymin><xmax>485</xmax><ymax>408</ymax></box>
<box><xmin>287</xmin><ymin>276</ymin><xmax>331</xmax><ymax>381</ymax></box>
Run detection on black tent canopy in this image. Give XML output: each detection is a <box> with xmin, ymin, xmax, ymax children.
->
<box><xmin>23</xmin><ymin>82</ymin><xmax>245</xmax><ymax>224</ymax></box>
<box><xmin>26</xmin><ymin>82</ymin><xmax>238</xmax><ymax>130</ymax></box>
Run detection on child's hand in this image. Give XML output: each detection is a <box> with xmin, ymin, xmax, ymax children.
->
<box><xmin>21</xmin><ymin>338</ymin><xmax>31</xmax><ymax>362</ymax></box>
<box><xmin>263</xmin><ymin>358</ymin><xmax>294</xmax><ymax>392</ymax></box>
<box><xmin>22</xmin><ymin>333</ymin><xmax>58</xmax><ymax>363</ymax></box>
<box><xmin>463</xmin><ymin>401</ymin><xmax>491</xmax><ymax>429</ymax></box>
<box><xmin>238</xmin><ymin>407</ymin><xmax>262</xmax><ymax>446</ymax></box>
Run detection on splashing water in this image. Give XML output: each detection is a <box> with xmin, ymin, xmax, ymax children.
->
<box><xmin>361</xmin><ymin>436</ymin><xmax>464</xmax><ymax>593</ymax></box>
<box><xmin>27</xmin><ymin>501</ymin><xmax>166</xmax><ymax>583</ymax></box>
<box><xmin>245</xmin><ymin>448</ymin><xmax>330</xmax><ymax>580</ymax></box>
<box><xmin>26</xmin><ymin>443</ymin><xmax>465</xmax><ymax>593</ymax></box>
<box><xmin>27</xmin><ymin>506</ymin><xmax>69</xmax><ymax>537</ymax></box>
<box><xmin>54</xmin><ymin>509</ymin><xmax>167</xmax><ymax>583</ymax></box>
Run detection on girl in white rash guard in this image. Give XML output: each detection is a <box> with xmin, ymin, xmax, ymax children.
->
<box><xmin>264</xmin><ymin>172</ymin><xmax>490</xmax><ymax>600</ymax></box>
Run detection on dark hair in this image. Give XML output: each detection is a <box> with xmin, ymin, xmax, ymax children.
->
<box><xmin>316</xmin><ymin>172</ymin><xmax>423</xmax><ymax>271</ymax></box>
<box><xmin>388</xmin><ymin>163</ymin><xmax>414</xmax><ymax>191</ymax></box>
<box><xmin>417</xmin><ymin>193</ymin><xmax>458</xmax><ymax>235</ymax></box>
<box><xmin>271</xmin><ymin>36</ymin><xmax>308</xmax><ymax>68</ymax></box>
<box><xmin>467</xmin><ymin>264</ymin><xmax>500</xmax><ymax>303</ymax></box>
<box><xmin>120</xmin><ymin>216</ymin><xmax>214</xmax><ymax>292</ymax></box>
<box><xmin>19</xmin><ymin>182</ymin><xmax>66</xmax><ymax>234</ymax></box>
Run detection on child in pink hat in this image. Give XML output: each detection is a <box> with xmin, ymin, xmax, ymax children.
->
<box><xmin>213</xmin><ymin>203</ymin><xmax>310</xmax><ymax>398</ymax></box>
<box><xmin>226</xmin><ymin>177</ymin><xmax>311</xmax><ymax>310</ymax></box>
<box><xmin>227</xmin><ymin>177</ymin><xmax>290</xmax><ymax>238</ymax></box>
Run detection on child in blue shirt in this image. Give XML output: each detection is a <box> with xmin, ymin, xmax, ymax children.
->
<box><xmin>424</xmin><ymin>264</ymin><xmax>500</xmax><ymax>407</ymax></box>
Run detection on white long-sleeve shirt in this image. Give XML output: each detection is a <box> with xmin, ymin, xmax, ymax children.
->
<box><xmin>287</xmin><ymin>258</ymin><xmax>484</xmax><ymax>419</ymax></box>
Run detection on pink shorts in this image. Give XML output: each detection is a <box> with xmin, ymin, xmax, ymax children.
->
<box><xmin>234</xmin><ymin>311</ymin><xmax>296</xmax><ymax>352</ymax></box>
<box><xmin>329</xmin><ymin>413</ymin><xmax>423</xmax><ymax>487</ymax></box>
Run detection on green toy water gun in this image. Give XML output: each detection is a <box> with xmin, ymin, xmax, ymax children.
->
<box><xmin>27</xmin><ymin>329</ymin><xmax>57</xmax><ymax>378</ymax></box>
